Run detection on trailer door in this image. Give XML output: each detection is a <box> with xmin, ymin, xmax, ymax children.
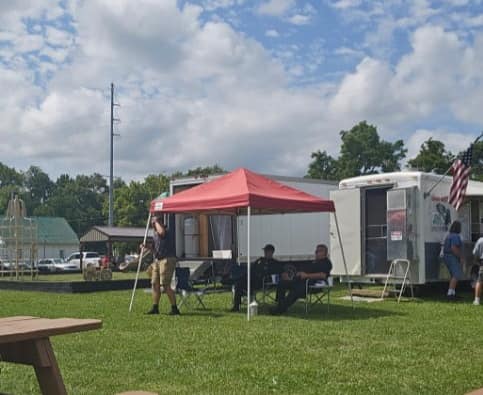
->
<box><xmin>386</xmin><ymin>187</ymin><xmax>418</xmax><ymax>269</ymax></box>
<box><xmin>330</xmin><ymin>189</ymin><xmax>362</xmax><ymax>276</ymax></box>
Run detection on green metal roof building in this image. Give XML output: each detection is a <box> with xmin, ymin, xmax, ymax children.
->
<box><xmin>33</xmin><ymin>217</ymin><xmax>79</xmax><ymax>259</ymax></box>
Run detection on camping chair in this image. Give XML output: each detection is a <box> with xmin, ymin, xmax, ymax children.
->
<box><xmin>304</xmin><ymin>277</ymin><xmax>332</xmax><ymax>314</ymax></box>
<box><xmin>261</xmin><ymin>275</ymin><xmax>279</xmax><ymax>304</ymax></box>
<box><xmin>175</xmin><ymin>267</ymin><xmax>206</xmax><ymax>309</ymax></box>
<box><xmin>178</xmin><ymin>260</ymin><xmax>212</xmax><ymax>286</ymax></box>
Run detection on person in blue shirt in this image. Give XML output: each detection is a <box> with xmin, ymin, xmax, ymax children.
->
<box><xmin>443</xmin><ymin>220</ymin><xmax>464</xmax><ymax>301</ymax></box>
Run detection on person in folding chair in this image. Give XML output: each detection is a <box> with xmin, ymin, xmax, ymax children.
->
<box><xmin>143</xmin><ymin>215</ymin><xmax>180</xmax><ymax>316</ymax></box>
<box><xmin>270</xmin><ymin>244</ymin><xmax>332</xmax><ymax>315</ymax></box>
<box><xmin>230</xmin><ymin>244</ymin><xmax>282</xmax><ymax>312</ymax></box>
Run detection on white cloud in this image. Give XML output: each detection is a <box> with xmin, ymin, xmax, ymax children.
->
<box><xmin>265</xmin><ymin>29</ymin><xmax>279</xmax><ymax>37</ymax></box>
<box><xmin>257</xmin><ymin>0</ymin><xmax>294</xmax><ymax>17</ymax></box>
<box><xmin>44</xmin><ymin>26</ymin><xmax>74</xmax><ymax>47</ymax></box>
<box><xmin>334</xmin><ymin>46</ymin><xmax>364</xmax><ymax>58</ymax></box>
<box><xmin>202</xmin><ymin>0</ymin><xmax>245</xmax><ymax>11</ymax></box>
<box><xmin>325</xmin><ymin>24</ymin><xmax>483</xmax><ymax>150</ymax></box>
<box><xmin>406</xmin><ymin>129</ymin><xmax>475</xmax><ymax>162</ymax></box>
<box><xmin>2</xmin><ymin>0</ymin><xmax>483</xmax><ymax>182</ymax></box>
<box><xmin>445</xmin><ymin>0</ymin><xmax>470</xmax><ymax>6</ymax></box>
<box><xmin>330</xmin><ymin>0</ymin><xmax>362</xmax><ymax>10</ymax></box>
<box><xmin>14</xmin><ymin>34</ymin><xmax>44</xmax><ymax>53</ymax></box>
<box><xmin>465</xmin><ymin>14</ymin><xmax>483</xmax><ymax>27</ymax></box>
<box><xmin>287</xmin><ymin>14</ymin><xmax>311</xmax><ymax>25</ymax></box>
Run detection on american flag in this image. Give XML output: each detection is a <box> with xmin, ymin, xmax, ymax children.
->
<box><xmin>448</xmin><ymin>145</ymin><xmax>473</xmax><ymax>210</ymax></box>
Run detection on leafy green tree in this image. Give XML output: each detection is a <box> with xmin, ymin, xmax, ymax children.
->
<box><xmin>306</xmin><ymin>150</ymin><xmax>338</xmax><ymax>180</ymax></box>
<box><xmin>144</xmin><ymin>174</ymin><xmax>170</xmax><ymax>199</ymax></box>
<box><xmin>37</xmin><ymin>173</ymin><xmax>108</xmax><ymax>235</ymax></box>
<box><xmin>336</xmin><ymin>121</ymin><xmax>407</xmax><ymax>179</ymax></box>
<box><xmin>465</xmin><ymin>140</ymin><xmax>483</xmax><ymax>182</ymax></box>
<box><xmin>113</xmin><ymin>181</ymin><xmax>151</xmax><ymax>227</ymax></box>
<box><xmin>0</xmin><ymin>163</ymin><xmax>23</xmax><ymax>213</ymax></box>
<box><xmin>0</xmin><ymin>162</ymin><xmax>23</xmax><ymax>187</ymax></box>
<box><xmin>23</xmin><ymin>166</ymin><xmax>54</xmax><ymax>213</ymax></box>
<box><xmin>171</xmin><ymin>165</ymin><xmax>225</xmax><ymax>179</ymax></box>
<box><xmin>407</xmin><ymin>138</ymin><xmax>454</xmax><ymax>174</ymax></box>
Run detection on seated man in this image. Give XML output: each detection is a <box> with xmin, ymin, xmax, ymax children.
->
<box><xmin>270</xmin><ymin>244</ymin><xmax>332</xmax><ymax>315</ymax></box>
<box><xmin>231</xmin><ymin>244</ymin><xmax>282</xmax><ymax>312</ymax></box>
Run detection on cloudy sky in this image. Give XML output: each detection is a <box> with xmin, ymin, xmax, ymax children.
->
<box><xmin>1</xmin><ymin>0</ymin><xmax>483</xmax><ymax>181</ymax></box>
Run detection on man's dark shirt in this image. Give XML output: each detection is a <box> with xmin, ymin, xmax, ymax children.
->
<box><xmin>302</xmin><ymin>257</ymin><xmax>332</xmax><ymax>283</ymax></box>
<box><xmin>253</xmin><ymin>257</ymin><xmax>283</xmax><ymax>279</ymax></box>
<box><xmin>152</xmin><ymin>229</ymin><xmax>176</xmax><ymax>259</ymax></box>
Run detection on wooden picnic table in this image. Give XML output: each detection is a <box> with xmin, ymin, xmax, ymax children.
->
<box><xmin>0</xmin><ymin>316</ymin><xmax>102</xmax><ymax>395</ymax></box>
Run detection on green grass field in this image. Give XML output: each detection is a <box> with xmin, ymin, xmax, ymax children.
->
<box><xmin>1</xmin><ymin>286</ymin><xmax>482</xmax><ymax>395</ymax></box>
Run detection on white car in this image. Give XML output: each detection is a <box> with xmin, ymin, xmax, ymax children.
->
<box><xmin>37</xmin><ymin>258</ymin><xmax>64</xmax><ymax>273</ymax></box>
<box><xmin>65</xmin><ymin>252</ymin><xmax>101</xmax><ymax>270</ymax></box>
<box><xmin>0</xmin><ymin>261</ymin><xmax>30</xmax><ymax>270</ymax></box>
<box><xmin>54</xmin><ymin>261</ymin><xmax>79</xmax><ymax>272</ymax></box>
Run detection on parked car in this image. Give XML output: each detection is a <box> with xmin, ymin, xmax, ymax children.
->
<box><xmin>65</xmin><ymin>252</ymin><xmax>101</xmax><ymax>270</ymax></box>
<box><xmin>37</xmin><ymin>258</ymin><xmax>64</xmax><ymax>273</ymax></box>
<box><xmin>53</xmin><ymin>261</ymin><xmax>79</xmax><ymax>272</ymax></box>
<box><xmin>0</xmin><ymin>261</ymin><xmax>31</xmax><ymax>270</ymax></box>
<box><xmin>118</xmin><ymin>254</ymin><xmax>141</xmax><ymax>272</ymax></box>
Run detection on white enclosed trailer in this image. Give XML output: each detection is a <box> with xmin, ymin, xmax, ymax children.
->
<box><xmin>170</xmin><ymin>174</ymin><xmax>338</xmax><ymax>262</ymax></box>
<box><xmin>330</xmin><ymin>171</ymin><xmax>483</xmax><ymax>285</ymax></box>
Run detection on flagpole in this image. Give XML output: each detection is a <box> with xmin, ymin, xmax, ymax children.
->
<box><xmin>423</xmin><ymin>166</ymin><xmax>453</xmax><ymax>199</ymax></box>
<box><xmin>423</xmin><ymin>131</ymin><xmax>483</xmax><ymax>199</ymax></box>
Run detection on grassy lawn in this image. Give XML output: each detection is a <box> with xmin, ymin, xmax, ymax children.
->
<box><xmin>1</xmin><ymin>286</ymin><xmax>482</xmax><ymax>395</ymax></box>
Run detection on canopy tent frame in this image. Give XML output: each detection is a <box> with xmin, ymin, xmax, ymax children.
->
<box><xmin>130</xmin><ymin>168</ymin><xmax>353</xmax><ymax>319</ymax></box>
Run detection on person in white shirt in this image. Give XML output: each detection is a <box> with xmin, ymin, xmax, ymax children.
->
<box><xmin>472</xmin><ymin>236</ymin><xmax>483</xmax><ymax>305</ymax></box>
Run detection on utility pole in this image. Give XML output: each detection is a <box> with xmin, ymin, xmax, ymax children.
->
<box><xmin>109</xmin><ymin>83</ymin><xmax>120</xmax><ymax>227</ymax></box>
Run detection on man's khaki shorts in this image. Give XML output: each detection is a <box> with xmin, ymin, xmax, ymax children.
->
<box><xmin>148</xmin><ymin>257</ymin><xmax>176</xmax><ymax>287</ymax></box>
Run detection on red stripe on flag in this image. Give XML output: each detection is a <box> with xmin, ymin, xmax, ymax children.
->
<box><xmin>448</xmin><ymin>158</ymin><xmax>471</xmax><ymax>211</ymax></box>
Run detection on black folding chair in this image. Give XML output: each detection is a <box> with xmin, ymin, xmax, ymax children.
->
<box><xmin>304</xmin><ymin>277</ymin><xmax>332</xmax><ymax>313</ymax></box>
<box><xmin>175</xmin><ymin>267</ymin><xmax>206</xmax><ymax>309</ymax></box>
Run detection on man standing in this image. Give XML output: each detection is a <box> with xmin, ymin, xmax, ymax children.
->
<box><xmin>271</xmin><ymin>244</ymin><xmax>332</xmax><ymax>315</ymax></box>
<box><xmin>473</xmin><ymin>236</ymin><xmax>483</xmax><ymax>305</ymax></box>
<box><xmin>231</xmin><ymin>244</ymin><xmax>282</xmax><ymax>312</ymax></box>
<box><xmin>144</xmin><ymin>215</ymin><xmax>180</xmax><ymax>315</ymax></box>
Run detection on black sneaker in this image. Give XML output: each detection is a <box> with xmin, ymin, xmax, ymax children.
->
<box><xmin>146</xmin><ymin>307</ymin><xmax>159</xmax><ymax>315</ymax></box>
<box><xmin>446</xmin><ymin>295</ymin><xmax>456</xmax><ymax>302</ymax></box>
<box><xmin>169</xmin><ymin>307</ymin><xmax>181</xmax><ymax>315</ymax></box>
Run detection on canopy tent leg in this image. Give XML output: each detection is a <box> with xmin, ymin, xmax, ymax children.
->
<box><xmin>246</xmin><ymin>206</ymin><xmax>251</xmax><ymax>321</ymax></box>
<box><xmin>129</xmin><ymin>212</ymin><xmax>152</xmax><ymax>313</ymax></box>
<box><xmin>332</xmin><ymin>211</ymin><xmax>354</xmax><ymax>309</ymax></box>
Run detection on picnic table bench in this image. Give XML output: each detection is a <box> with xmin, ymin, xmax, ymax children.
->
<box><xmin>0</xmin><ymin>316</ymin><xmax>102</xmax><ymax>395</ymax></box>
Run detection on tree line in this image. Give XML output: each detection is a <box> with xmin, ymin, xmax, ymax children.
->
<box><xmin>306</xmin><ymin>121</ymin><xmax>483</xmax><ymax>181</ymax></box>
<box><xmin>0</xmin><ymin>164</ymin><xmax>224</xmax><ymax>236</ymax></box>
<box><xmin>0</xmin><ymin>121</ymin><xmax>480</xmax><ymax>236</ymax></box>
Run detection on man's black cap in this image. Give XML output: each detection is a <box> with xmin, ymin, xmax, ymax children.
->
<box><xmin>262</xmin><ymin>244</ymin><xmax>275</xmax><ymax>252</ymax></box>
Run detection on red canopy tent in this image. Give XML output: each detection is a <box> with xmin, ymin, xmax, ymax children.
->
<box><xmin>150</xmin><ymin>167</ymin><xmax>335</xmax><ymax>214</ymax></box>
<box><xmin>130</xmin><ymin>168</ymin><xmax>352</xmax><ymax>318</ymax></box>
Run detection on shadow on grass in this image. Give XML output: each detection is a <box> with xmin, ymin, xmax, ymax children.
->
<box><xmin>255</xmin><ymin>302</ymin><xmax>406</xmax><ymax>322</ymax></box>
